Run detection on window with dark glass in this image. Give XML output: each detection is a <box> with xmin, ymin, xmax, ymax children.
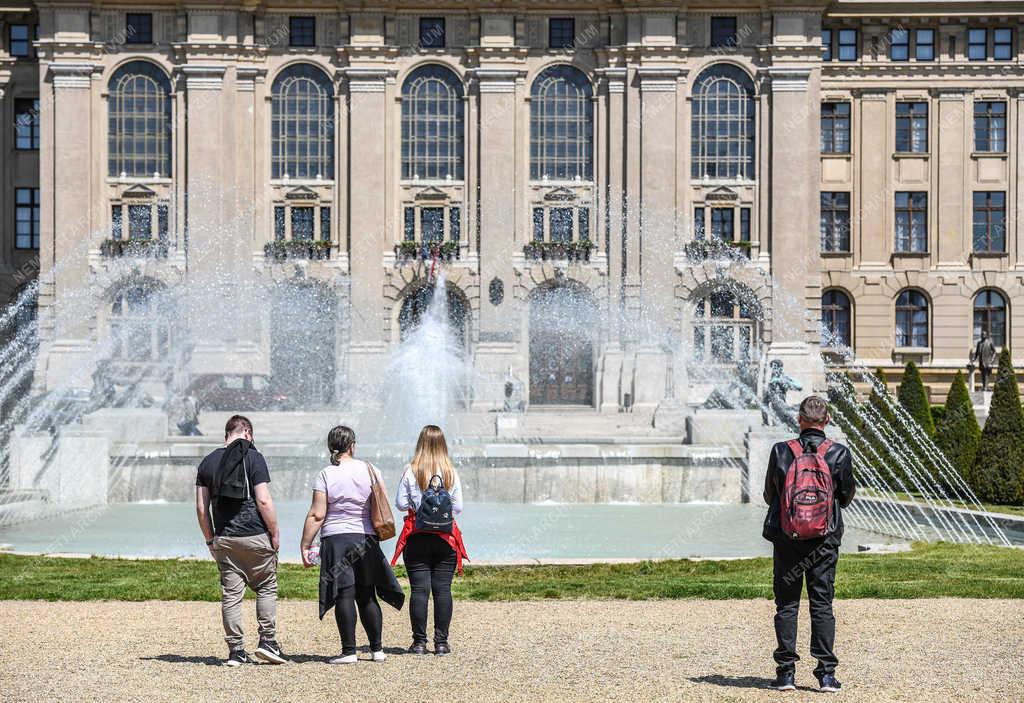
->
<box><xmin>895</xmin><ymin>192</ymin><xmax>928</xmax><ymax>253</ymax></box>
<box><xmin>838</xmin><ymin>29</ymin><xmax>858</xmax><ymax>61</ymax></box>
<box><xmin>739</xmin><ymin>208</ymin><xmax>750</xmax><ymax>243</ymax></box>
<box><xmin>693</xmin><ymin>290</ymin><xmax>759</xmax><ymax>364</ymax></box>
<box><xmin>974</xmin><ymin>101</ymin><xmax>1007</xmax><ymax>152</ymax></box>
<box><xmin>821</xmin><ymin>290</ymin><xmax>852</xmax><ymax>347</ymax></box>
<box><xmin>110</xmin><ymin>282</ymin><xmax>171</xmax><ymax>362</ymax></box>
<box><xmin>915</xmin><ymin>29</ymin><xmax>935</xmax><ymax>60</ymax></box>
<box><xmin>821</xmin><ymin>102</ymin><xmax>851</xmax><ymax>154</ymax></box>
<box><xmin>822</xmin><ymin>29</ymin><xmax>833</xmax><ymax>61</ymax></box>
<box><xmin>710</xmin><ymin>17</ymin><xmax>737</xmax><ymax>48</ymax></box>
<box><xmin>421</xmin><ymin>207</ymin><xmax>445</xmax><ymax>242</ymax></box>
<box><xmin>973</xmin><ymin>191</ymin><xmax>1006</xmax><ymax>253</ymax></box>
<box><xmin>157</xmin><ymin>204</ymin><xmax>169</xmax><ymax>240</ymax></box>
<box><xmin>578</xmin><ymin>209</ymin><xmax>589</xmax><ymax>241</ymax></box>
<box><xmin>402</xmin><ymin>65</ymin><xmax>464</xmax><ymax>180</ymax></box>
<box><xmin>128</xmin><ymin>204</ymin><xmax>152</xmax><ymax>238</ymax></box>
<box><xmin>974</xmin><ymin>290</ymin><xmax>1007</xmax><ymax>347</ymax></box>
<box><xmin>895</xmin><ymin>102</ymin><xmax>928</xmax><ymax>153</ymax></box>
<box><xmin>14</xmin><ymin>98</ymin><xmax>39</xmax><ymax>150</ymax></box>
<box><xmin>271</xmin><ymin>64</ymin><xmax>334</xmax><ymax>179</ymax></box>
<box><xmin>291</xmin><ymin>207</ymin><xmax>314</xmax><ymax>240</ymax></box>
<box><xmin>549</xmin><ymin>18</ymin><xmax>575</xmax><ymax>48</ymax></box>
<box><xmin>9</xmin><ymin>24</ymin><xmax>30</xmax><ymax>57</ymax></box>
<box><xmin>126</xmin><ymin>13</ymin><xmax>153</xmax><ymax>44</ymax></box>
<box><xmin>419</xmin><ymin>18</ymin><xmax>445</xmax><ymax>48</ymax></box>
<box><xmin>111</xmin><ymin>205</ymin><xmax>123</xmax><ymax>239</ymax></box>
<box><xmin>994</xmin><ymin>28</ymin><xmax>1013</xmax><ymax>60</ymax></box>
<box><xmin>289</xmin><ymin>16</ymin><xmax>315</xmax><ymax>47</ymax></box>
<box><xmin>533</xmin><ymin>208</ymin><xmax>545</xmax><ymax>240</ymax></box>
<box><xmin>691</xmin><ymin>64</ymin><xmax>755</xmax><ymax>180</ymax></box>
<box><xmin>549</xmin><ymin>208</ymin><xmax>574</xmax><ymax>242</ymax></box>
<box><xmin>449</xmin><ymin>207</ymin><xmax>461</xmax><ymax>242</ymax></box>
<box><xmin>274</xmin><ymin>206</ymin><xmax>286</xmax><ymax>240</ymax></box>
<box><xmin>820</xmin><ymin>192</ymin><xmax>851</xmax><ymax>252</ymax></box>
<box><xmin>320</xmin><ymin>207</ymin><xmax>331</xmax><ymax>242</ymax></box>
<box><xmin>895</xmin><ymin>290</ymin><xmax>929</xmax><ymax>348</ymax></box>
<box><xmin>710</xmin><ymin>208</ymin><xmax>734</xmax><ymax>242</ymax></box>
<box><xmin>968</xmin><ymin>28</ymin><xmax>987</xmax><ymax>60</ymax></box>
<box><xmin>530</xmin><ymin>65</ymin><xmax>593</xmax><ymax>181</ymax></box>
<box><xmin>15</xmin><ymin>188</ymin><xmax>40</xmax><ymax>249</ymax></box>
<box><xmin>694</xmin><ymin>207</ymin><xmax>706</xmax><ymax>238</ymax></box>
<box><xmin>890</xmin><ymin>28</ymin><xmax>909</xmax><ymax>60</ymax></box>
<box><xmin>107</xmin><ymin>61</ymin><xmax>173</xmax><ymax>177</ymax></box>
<box><xmin>404</xmin><ymin>207</ymin><xmax>416</xmax><ymax>241</ymax></box>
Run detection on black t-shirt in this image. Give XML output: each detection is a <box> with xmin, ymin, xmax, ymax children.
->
<box><xmin>196</xmin><ymin>447</ymin><xmax>271</xmax><ymax>537</ymax></box>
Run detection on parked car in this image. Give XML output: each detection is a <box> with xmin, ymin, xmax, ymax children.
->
<box><xmin>186</xmin><ymin>374</ymin><xmax>291</xmax><ymax>411</ymax></box>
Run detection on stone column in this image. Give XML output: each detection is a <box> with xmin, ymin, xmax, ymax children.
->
<box><xmin>856</xmin><ymin>89</ymin><xmax>891</xmax><ymax>268</ymax></box>
<box><xmin>1015</xmin><ymin>90</ymin><xmax>1024</xmax><ymax>271</ymax></box>
<box><xmin>765</xmin><ymin>66</ymin><xmax>825</xmax><ymax>392</ymax></box>
<box><xmin>935</xmin><ymin>89</ymin><xmax>969</xmax><ymax>270</ymax></box>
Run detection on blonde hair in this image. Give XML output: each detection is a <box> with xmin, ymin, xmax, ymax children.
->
<box><xmin>410</xmin><ymin>425</ymin><xmax>456</xmax><ymax>491</ymax></box>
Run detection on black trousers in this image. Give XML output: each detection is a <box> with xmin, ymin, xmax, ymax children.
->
<box><xmin>334</xmin><ymin>584</ymin><xmax>382</xmax><ymax>655</ymax></box>
<box><xmin>402</xmin><ymin>533</ymin><xmax>457</xmax><ymax>645</ymax></box>
<box><xmin>772</xmin><ymin>539</ymin><xmax>840</xmax><ymax>678</ymax></box>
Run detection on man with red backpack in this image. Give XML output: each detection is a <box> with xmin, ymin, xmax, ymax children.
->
<box><xmin>763</xmin><ymin>395</ymin><xmax>855</xmax><ymax>693</ymax></box>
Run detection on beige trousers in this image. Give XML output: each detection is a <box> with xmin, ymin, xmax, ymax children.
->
<box><xmin>211</xmin><ymin>533</ymin><xmax>278</xmax><ymax>649</ymax></box>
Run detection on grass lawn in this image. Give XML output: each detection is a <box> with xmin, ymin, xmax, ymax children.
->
<box><xmin>861</xmin><ymin>489</ymin><xmax>1024</xmax><ymax>518</ymax></box>
<box><xmin>0</xmin><ymin>542</ymin><xmax>1022</xmax><ymax>601</ymax></box>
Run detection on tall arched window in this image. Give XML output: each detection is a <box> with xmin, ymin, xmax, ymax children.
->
<box><xmin>691</xmin><ymin>64</ymin><xmax>756</xmax><ymax>180</ymax></box>
<box><xmin>530</xmin><ymin>66</ymin><xmax>593</xmax><ymax>181</ymax></box>
<box><xmin>402</xmin><ymin>65</ymin><xmax>464</xmax><ymax>181</ymax></box>
<box><xmin>693</xmin><ymin>289</ymin><xmax>760</xmax><ymax>364</ymax></box>
<box><xmin>108</xmin><ymin>61</ymin><xmax>172</xmax><ymax>177</ymax></box>
<box><xmin>271</xmin><ymin>64</ymin><xmax>335</xmax><ymax>180</ymax></box>
<box><xmin>895</xmin><ymin>290</ymin><xmax>929</xmax><ymax>348</ymax></box>
<box><xmin>974</xmin><ymin>289</ymin><xmax>1006</xmax><ymax>347</ymax></box>
<box><xmin>821</xmin><ymin>290</ymin><xmax>852</xmax><ymax>348</ymax></box>
<box><xmin>110</xmin><ymin>281</ymin><xmax>171</xmax><ymax>362</ymax></box>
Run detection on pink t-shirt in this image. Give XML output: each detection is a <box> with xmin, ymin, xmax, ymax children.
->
<box><xmin>313</xmin><ymin>459</ymin><xmax>383</xmax><ymax>537</ymax></box>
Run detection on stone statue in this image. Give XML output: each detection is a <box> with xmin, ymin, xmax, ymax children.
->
<box><xmin>969</xmin><ymin>333</ymin><xmax>998</xmax><ymax>392</ymax></box>
<box><xmin>762</xmin><ymin>359</ymin><xmax>803</xmax><ymax>427</ymax></box>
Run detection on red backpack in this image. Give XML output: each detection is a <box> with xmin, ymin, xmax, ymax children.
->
<box><xmin>780</xmin><ymin>439</ymin><xmax>835</xmax><ymax>540</ymax></box>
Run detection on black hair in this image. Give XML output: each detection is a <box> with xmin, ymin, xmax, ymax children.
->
<box><xmin>327</xmin><ymin>425</ymin><xmax>356</xmax><ymax>465</ymax></box>
<box><xmin>224</xmin><ymin>415</ymin><xmax>253</xmax><ymax>439</ymax></box>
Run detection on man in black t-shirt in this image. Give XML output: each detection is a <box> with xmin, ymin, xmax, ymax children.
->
<box><xmin>195</xmin><ymin>415</ymin><xmax>285</xmax><ymax>666</ymax></box>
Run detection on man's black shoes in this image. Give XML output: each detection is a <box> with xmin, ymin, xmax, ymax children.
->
<box><xmin>771</xmin><ymin>670</ymin><xmax>796</xmax><ymax>691</ymax></box>
<box><xmin>254</xmin><ymin>639</ymin><xmax>286</xmax><ymax>664</ymax></box>
<box><xmin>408</xmin><ymin>641</ymin><xmax>428</xmax><ymax>655</ymax></box>
<box><xmin>818</xmin><ymin>673</ymin><xmax>842</xmax><ymax>692</ymax></box>
<box><xmin>224</xmin><ymin>649</ymin><xmax>253</xmax><ymax>667</ymax></box>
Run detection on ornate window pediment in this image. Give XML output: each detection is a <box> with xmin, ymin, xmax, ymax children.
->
<box><xmin>543</xmin><ymin>186</ymin><xmax>578</xmax><ymax>202</ymax></box>
<box><xmin>284</xmin><ymin>185</ymin><xmax>320</xmax><ymax>202</ymax></box>
<box><xmin>704</xmin><ymin>185</ymin><xmax>739</xmax><ymax>202</ymax></box>
<box><xmin>413</xmin><ymin>185</ymin><xmax>450</xmax><ymax>203</ymax></box>
<box><xmin>121</xmin><ymin>183</ymin><xmax>158</xmax><ymax>199</ymax></box>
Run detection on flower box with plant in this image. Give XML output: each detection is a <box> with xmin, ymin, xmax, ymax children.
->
<box><xmin>522</xmin><ymin>240</ymin><xmax>596</xmax><ymax>262</ymax></box>
<box><xmin>395</xmin><ymin>240</ymin><xmax>461</xmax><ymax>262</ymax></box>
<box><xmin>684</xmin><ymin>238</ymin><xmax>752</xmax><ymax>262</ymax></box>
<box><xmin>264</xmin><ymin>240</ymin><xmax>332</xmax><ymax>262</ymax></box>
<box><xmin>99</xmin><ymin>238</ymin><xmax>170</xmax><ymax>259</ymax></box>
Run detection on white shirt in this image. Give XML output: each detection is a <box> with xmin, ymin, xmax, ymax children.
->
<box><xmin>394</xmin><ymin>465</ymin><xmax>463</xmax><ymax>515</ymax></box>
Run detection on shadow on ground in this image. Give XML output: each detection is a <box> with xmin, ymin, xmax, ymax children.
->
<box><xmin>140</xmin><ymin>645</ymin><xmax>412</xmax><ymax>667</ymax></box>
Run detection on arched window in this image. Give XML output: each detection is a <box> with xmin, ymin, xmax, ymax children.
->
<box><xmin>691</xmin><ymin>64</ymin><xmax>756</xmax><ymax>180</ymax></box>
<box><xmin>821</xmin><ymin>290</ymin><xmax>852</xmax><ymax>348</ymax></box>
<box><xmin>271</xmin><ymin>64</ymin><xmax>335</xmax><ymax>180</ymax></box>
<box><xmin>693</xmin><ymin>289</ymin><xmax>760</xmax><ymax>363</ymax></box>
<box><xmin>107</xmin><ymin>61</ymin><xmax>172</xmax><ymax>177</ymax></box>
<box><xmin>110</xmin><ymin>281</ymin><xmax>171</xmax><ymax>362</ymax></box>
<box><xmin>530</xmin><ymin>66</ymin><xmax>593</xmax><ymax>181</ymax></box>
<box><xmin>895</xmin><ymin>290</ymin><xmax>929</xmax><ymax>348</ymax></box>
<box><xmin>402</xmin><ymin>65</ymin><xmax>464</xmax><ymax>181</ymax></box>
<box><xmin>973</xmin><ymin>289</ymin><xmax>1006</xmax><ymax>347</ymax></box>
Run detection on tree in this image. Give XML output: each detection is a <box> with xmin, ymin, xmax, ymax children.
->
<box><xmin>934</xmin><ymin>371</ymin><xmax>980</xmax><ymax>485</ymax></box>
<box><xmin>972</xmin><ymin>349</ymin><xmax>1024</xmax><ymax>504</ymax></box>
<box><xmin>897</xmin><ymin>361</ymin><xmax>935</xmax><ymax>437</ymax></box>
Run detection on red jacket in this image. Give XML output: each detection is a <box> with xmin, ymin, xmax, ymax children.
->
<box><xmin>391</xmin><ymin>510</ymin><xmax>469</xmax><ymax>574</ymax></box>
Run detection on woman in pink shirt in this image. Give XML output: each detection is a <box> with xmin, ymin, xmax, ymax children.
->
<box><xmin>299</xmin><ymin>426</ymin><xmax>404</xmax><ymax>664</ymax></box>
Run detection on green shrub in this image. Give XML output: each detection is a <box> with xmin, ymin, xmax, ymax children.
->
<box><xmin>930</xmin><ymin>405</ymin><xmax>945</xmax><ymax>426</ymax></box>
<box><xmin>973</xmin><ymin>349</ymin><xmax>1024</xmax><ymax>504</ymax></box>
<box><xmin>897</xmin><ymin>361</ymin><xmax>935</xmax><ymax>437</ymax></box>
<box><xmin>934</xmin><ymin>371</ymin><xmax>980</xmax><ymax>485</ymax></box>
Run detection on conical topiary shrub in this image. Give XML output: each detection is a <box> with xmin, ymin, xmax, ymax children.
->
<box><xmin>972</xmin><ymin>349</ymin><xmax>1024</xmax><ymax>504</ymax></box>
<box><xmin>897</xmin><ymin>361</ymin><xmax>935</xmax><ymax>437</ymax></box>
<box><xmin>863</xmin><ymin>368</ymin><xmax>904</xmax><ymax>485</ymax></box>
<box><xmin>934</xmin><ymin>371</ymin><xmax>980</xmax><ymax>485</ymax></box>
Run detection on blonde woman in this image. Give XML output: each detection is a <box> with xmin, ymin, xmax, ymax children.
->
<box><xmin>390</xmin><ymin>425</ymin><xmax>468</xmax><ymax>656</ymax></box>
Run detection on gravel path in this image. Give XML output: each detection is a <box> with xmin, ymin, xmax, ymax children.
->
<box><xmin>1</xmin><ymin>599</ymin><xmax>1021</xmax><ymax>702</ymax></box>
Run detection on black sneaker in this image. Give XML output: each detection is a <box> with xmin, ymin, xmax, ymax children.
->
<box><xmin>818</xmin><ymin>673</ymin><xmax>842</xmax><ymax>693</ymax></box>
<box><xmin>771</xmin><ymin>670</ymin><xmax>796</xmax><ymax>691</ymax></box>
<box><xmin>254</xmin><ymin>639</ymin><xmax>286</xmax><ymax>664</ymax></box>
<box><xmin>434</xmin><ymin>642</ymin><xmax>451</xmax><ymax>656</ymax></box>
<box><xmin>408</xmin><ymin>642</ymin><xmax>428</xmax><ymax>655</ymax></box>
<box><xmin>224</xmin><ymin>649</ymin><xmax>252</xmax><ymax>667</ymax></box>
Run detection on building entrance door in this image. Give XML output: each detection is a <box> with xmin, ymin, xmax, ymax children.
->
<box><xmin>528</xmin><ymin>284</ymin><xmax>595</xmax><ymax>405</ymax></box>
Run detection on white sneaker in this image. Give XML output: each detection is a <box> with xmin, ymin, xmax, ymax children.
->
<box><xmin>371</xmin><ymin>650</ymin><xmax>387</xmax><ymax>662</ymax></box>
<box><xmin>328</xmin><ymin>653</ymin><xmax>358</xmax><ymax>664</ymax></box>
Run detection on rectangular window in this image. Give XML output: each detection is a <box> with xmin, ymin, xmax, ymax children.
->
<box><xmin>419</xmin><ymin>18</ymin><xmax>445</xmax><ymax>48</ymax></box>
<box><xmin>9</xmin><ymin>24</ymin><xmax>29</xmax><ymax>57</ymax></box>
<box><xmin>821</xmin><ymin>102</ymin><xmax>851</xmax><ymax>154</ymax></box>
<box><xmin>128</xmin><ymin>204</ymin><xmax>152</xmax><ymax>239</ymax></box>
<box><xmin>739</xmin><ymin>208</ymin><xmax>751</xmax><ymax>243</ymax></box>
<box><xmin>890</xmin><ymin>28</ymin><xmax>909</xmax><ymax>61</ymax></box>
<box><xmin>533</xmin><ymin>208</ymin><xmax>545</xmax><ymax>241</ymax></box>
<box><xmin>14</xmin><ymin>98</ymin><xmax>39</xmax><ymax>150</ymax></box>
<box><xmin>915</xmin><ymin>29</ymin><xmax>935</xmax><ymax>60</ymax></box>
<box><xmin>710</xmin><ymin>208</ymin><xmax>734</xmax><ymax>242</ymax></box>
<box><xmin>578</xmin><ymin>208</ymin><xmax>590</xmax><ymax>241</ymax></box>
<box><xmin>710</xmin><ymin>17</ymin><xmax>737</xmax><ymax>48</ymax></box>
<box><xmin>15</xmin><ymin>188</ymin><xmax>40</xmax><ymax>249</ymax></box>
<box><xmin>449</xmin><ymin>206</ymin><xmax>461</xmax><ymax>242</ymax></box>
<box><xmin>895</xmin><ymin>102</ymin><xmax>928</xmax><ymax>153</ymax></box>
<box><xmin>838</xmin><ymin>29</ymin><xmax>858</xmax><ymax>61</ymax></box>
<box><xmin>320</xmin><ymin>207</ymin><xmax>331</xmax><ymax>242</ymax></box>
<box><xmin>994</xmin><ymin>28</ymin><xmax>1013</xmax><ymax>60</ymax></box>
<box><xmin>822</xmin><ymin>29</ymin><xmax>833</xmax><ymax>61</ymax></box>
<box><xmin>421</xmin><ymin>207</ymin><xmax>444</xmax><ymax>242</ymax></box>
<box><xmin>895</xmin><ymin>192</ymin><xmax>928</xmax><ymax>253</ymax></box>
<box><xmin>273</xmin><ymin>206</ymin><xmax>286</xmax><ymax>241</ymax></box>
<box><xmin>973</xmin><ymin>191</ymin><xmax>1006</xmax><ymax>253</ymax></box>
<box><xmin>291</xmin><ymin>207</ymin><xmax>314</xmax><ymax>240</ymax></box>
<box><xmin>126</xmin><ymin>13</ymin><xmax>153</xmax><ymax>44</ymax></box>
<box><xmin>403</xmin><ymin>206</ymin><xmax>415</xmax><ymax>241</ymax></box>
<box><xmin>974</xmin><ymin>101</ymin><xmax>1007</xmax><ymax>152</ymax></box>
<box><xmin>968</xmin><ymin>28</ymin><xmax>987</xmax><ymax>60</ymax></box>
<box><xmin>111</xmin><ymin>205</ymin><xmax>123</xmax><ymax>239</ymax></box>
<box><xmin>820</xmin><ymin>192</ymin><xmax>851</xmax><ymax>252</ymax></box>
<box><xmin>694</xmin><ymin>207</ymin><xmax>706</xmax><ymax>239</ymax></box>
<box><xmin>290</xmin><ymin>16</ymin><xmax>316</xmax><ymax>47</ymax></box>
<box><xmin>550</xmin><ymin>207</ymin><xmax>574</xmax><ymax>242</ymax></box>
<box><xmin>549</xmin><ymin>18</ymin><xmax>575</xmax><ymax>49</ymax></box>
<box><xmin>157</xmin><ymin>203</ymin><xmax>169</xmax><ymax>241</ymax></box>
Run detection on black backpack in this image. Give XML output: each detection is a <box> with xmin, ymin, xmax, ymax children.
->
<box><xmin>415</xmin><ymin>475</ymin><xmax>454</xmax><ymax>534</ymax></box>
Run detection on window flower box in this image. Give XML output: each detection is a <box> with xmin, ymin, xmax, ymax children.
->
<box><xmin>522</xmin><ymin>240</ymin><xmax>595</xmax><ymax>262</ymax></box>
<box><xmin>684</xmin><ymin>238</ymin><xmax>751</xmax><ymax>262</ymax></box>
<box><xmin>264</xmin><ymin>240</ymin><xmax>332</xmax><ymax>261</ymax></box>
<box><xmin>100</xmin><ymin>238</ymin><xmax>169</xmax><ymax>258</ymax></box>
<box><xmin>395</xmin><ymin>240</ymin><xmax>460</xmax><ymax>263</ymax></box>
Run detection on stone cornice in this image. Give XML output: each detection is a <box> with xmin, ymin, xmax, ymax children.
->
<box><xmin>636</xmin><ymin>66</ymin><xmax>685</xmax><ymax>92</ymax></box>
<box><xmin>340</xmin><ymin>66</ymin><xmax>396</xmax><ymax>92</ymax></box>
<box><xmin>763</xmin><ymin>65</ymin><xmax>813</xmax><ymax>92</ymax></box>
<box><xmin>178</xmin><ymin>64</ymin><xmax>226</xmax><ymax>89</ymax></box>
<box><xmin>48</xmin><ymin>62</ymin><xmax>102</xmax><ymax>88</ymax></box>
<box><xmin>469</xmin><ymin>67</ymin><xmax>525</xmax><ymax>93</ymax></box>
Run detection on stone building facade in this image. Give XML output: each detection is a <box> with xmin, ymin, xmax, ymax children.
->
<box><xmin>0</xmin><ymin>1</ymin><xmax>1021</xmax><ymax>412</ymax></box>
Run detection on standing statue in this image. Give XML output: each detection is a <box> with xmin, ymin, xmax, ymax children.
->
<box><xmin>762</xmin><ymin>359</ymin><xmax>803</xmax><ymax>427</ymax></box>
<box><xmin>177</xmin><ymin>392</ymin><xmax>202</xmax><ymax>436</ymax></box>
<box><xmin>969</xmin><ymin>332</ymin><xmax>998</xmax><ymax>392</ymax></box>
